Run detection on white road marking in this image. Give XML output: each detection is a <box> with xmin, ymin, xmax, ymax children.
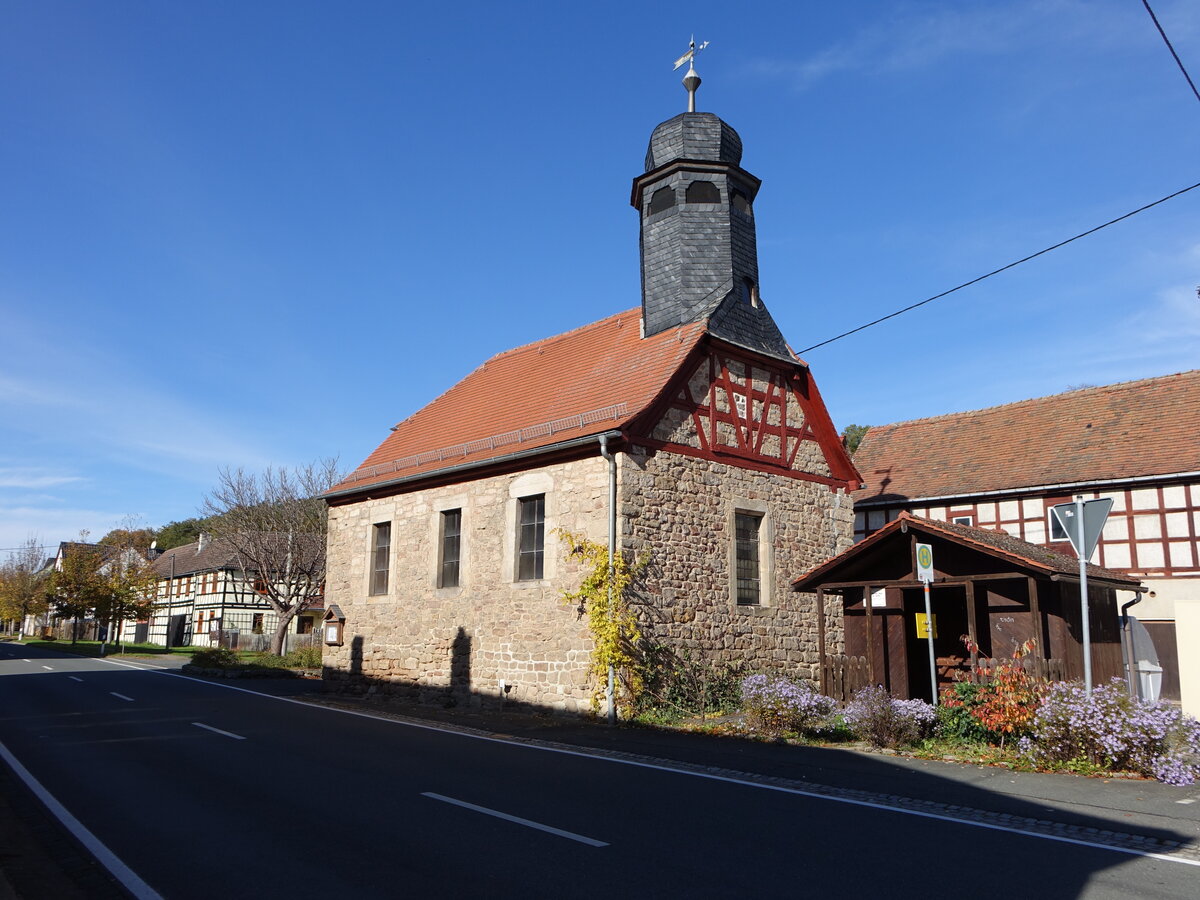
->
<box><xmin>422</xmin><ymin>792</ymin><xmax>608</xmax><ymax>847</ymax></box>
<box><xmin>0</xmin><ymin>739</ymin><xmax>163</xmax><ymax>899</ymax></box>
<box><xmin>191</xmin><ymin>722</ymin><xmax>246</xmax><ymax>741</ymax></box>
<box><xmin>1177</xmin><ymin>798</ymin><xmax>1196</xmax><ymax>805</ymax></box>
<box><xmin>41</xmin><ymin>665</ymin><xmax>53</xmax><ymax>670</ymax></box>
<box><xmin>69</xmin><ymin>676</ymin><xmax>83</xmax><ymax>682</ymax></box>
<box><xmin>110</xmin><ymin>692</ymin><xmax>135</xmax><ymax>702</ymax></box>
<box><xmin>98</xmin><ymin>657</ymin><xmax>1200</xmax><ymax>870</ymax></box>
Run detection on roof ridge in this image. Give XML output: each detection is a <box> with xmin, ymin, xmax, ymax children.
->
<box><xmin>485</xmin><ymin>308</ymin><xmax>643</xmax><ymax>363</ymax></box>
<box><xmin>871</xmin><ymin>369</ymin><xmax>1200</xmax><ymax>430</ymax></box>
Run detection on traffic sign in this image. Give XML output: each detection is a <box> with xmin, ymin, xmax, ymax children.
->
<box><xmin>915</xmin><ymin>542</ymin><xmax>934</xmax><ymax>583</ymax></box>
<box><xmin>1051</xmin><ymin>497</ymin><xmax>1113</xmax><ymax>561</ymax></box>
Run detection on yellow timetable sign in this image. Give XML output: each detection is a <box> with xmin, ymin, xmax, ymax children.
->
<box><xmin>916</xmin><ymin>612</ymin><xmax>937</xmax><ymax>639</ymax></box>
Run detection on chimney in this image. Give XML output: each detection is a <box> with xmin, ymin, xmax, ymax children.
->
<box><xmin>196</xmin><ymin>533</ymin><xmax>207</xmax><ymax>555</ymax></box>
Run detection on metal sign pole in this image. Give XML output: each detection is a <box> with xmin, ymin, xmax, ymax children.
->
<box><xmin>1076</xmin><ymin>495</ymin><xmax>1092</xmax><ymax>695</ymax></box>
<box><xmin>923</xmin><ymin>579</ymin><xmax>937</xmax><ymax>706</ymax></box>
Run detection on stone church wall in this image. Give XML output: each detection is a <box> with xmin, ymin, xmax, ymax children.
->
<box><xmin>620</xmin><ymin>445</ymin><xmax>852</xmax><ymax>681</ymax></box>
<box><xmin>323</xmin><ymin>456</ymin><xmax>608</xmax><ymax>712</ymax></box>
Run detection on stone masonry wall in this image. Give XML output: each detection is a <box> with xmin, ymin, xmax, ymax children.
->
<box><xmin>323</xmin><ymin>457</ymin><xmax>608</xmax><ymax>713</ymax></box>
<box><xmin>620</xmin><ymin>446</ymin><xmax>853</xmax><ymax>682</ymax></box>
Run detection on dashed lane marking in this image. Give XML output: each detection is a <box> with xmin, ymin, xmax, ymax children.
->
<box><xmin>191</xmin><ymin>722</ymin><xmax>246</xmax><ymax>741</ymax></box>
<box><xmin>422</xmin><ymin>792</ymin><xmax>608</xmax><ymax>847</ymax></box>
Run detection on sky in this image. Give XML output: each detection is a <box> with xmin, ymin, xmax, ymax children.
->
<box><xmin>1</xmin><ymin>0</ymin><xmax>1198</xmax><ymax>557</ymax></box>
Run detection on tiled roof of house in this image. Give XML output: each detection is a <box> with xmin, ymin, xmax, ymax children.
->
<box><xmin>152</xmin><ymin>539</ymin><xmax>241</xmax><ymax>578</ymax></box>
<box><xmin>330</xmin><ymin>309</ymin><xmax>710</xmax><ymax>495</ymax></box>
<box><xmin>853</xmin><ymin>370</ymin><xmax>1200</xmax><ymax>504</ymax></box>
<box><xmin>792</xmin><ymin>512</ymin><xmax>1140</xmax><ymax>590</ymax></box>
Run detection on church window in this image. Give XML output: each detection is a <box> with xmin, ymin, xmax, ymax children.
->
<box><xmin>740</xmin><ymin>278</ymin><xmax>759</xmax><ymax>308</ymax></box>
<box><xmin>647</xmin><ymin>187</ymin><xmax>676</xmax><ymax>215</ymax></box>
<box><xmin>731</xmin><ymin>190</ymin><xmax>752</xmax><ymax>215</ymax></box>
<box><xmin>685</xmin><ymin>181</ymin><xmax>720</xmax><ymax>203</ymax></box>
<box><xmin>439</xmin><ymin>509</ymin><xmax>462</xmax><ymax>588</ymax></box>
<box><xmin>735</xmin><ymin>512</ymin><xmax>763</xmax><ymax>606</ymax></box>
<box><xmin>369</xmin><ymin>522</ymin><xmax>391</xmax><ymax>595</ymax></box>
<box><xmin>517</xmin><ymin>495</ymin><xmax>545</xmax><ymax>581</ymax></box>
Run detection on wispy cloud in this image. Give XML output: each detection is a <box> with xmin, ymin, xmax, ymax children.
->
<box><xmin>750</xmin><ymin>0</ymin><xmax>1137</xmax><ymax>91</ymax></box>
<box><xmin>0</xmin><ymin>467</ymin><xmax>84</xmax><ymax>489</ymax></box>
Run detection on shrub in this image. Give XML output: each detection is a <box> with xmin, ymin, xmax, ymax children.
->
<box><xmin>937</xmin><ymin>681</ymin><xmax>992</xmax><ymax>744</ymax></box>
<box><xmin>843</xmin><ymin>685</ymin><xmax>936</xmax><ymax>749</ymax></box>
<box><xmin>190</xmin><ymin>647</ymin><xmax>239</xmax><ymax>668</ymax></box>
<box><xmin>283</xmin><ymin>646</ymin><xmax>322</xmax><ymax>668</ymax></box>
<box><xmin>637</xmin><ymin>644</ymin><xmax>743</xmax><ymax>723</ymax></box>
<box><xmin>740</xmin><ymin>674</ymin><xmax>836</xmax><ymax>737</ymax></box>
<box><xmin>1020</xmin><ymin>679</ymin><xmax>1200</xmax><ymax>785</ymax></box>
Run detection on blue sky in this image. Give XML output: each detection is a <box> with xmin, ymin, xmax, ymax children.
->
<box><xmin>2</xmin><ymin>0</ymin><xmax>1198</xmax><ymax>555</ymax></box>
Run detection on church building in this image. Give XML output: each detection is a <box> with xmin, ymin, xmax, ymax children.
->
<box><xmin>321</xmin><ymin>62</ymin><xmax>859</xmax><ymax>713</ymax></box>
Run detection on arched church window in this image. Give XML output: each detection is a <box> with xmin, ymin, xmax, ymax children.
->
<box><xmin>647</xmin><ymin>187</ymin><xmax>676</xmax><ymax>215</ymax></box>
<box><xmin>685</xmin><ymin>181</ymin><xmax>721</xmax><ymax>204</ymax></box>
<box><xmin>731</xmin><ymin>190</ymin><xmax>752</xmax><ymax>215</ymax></box>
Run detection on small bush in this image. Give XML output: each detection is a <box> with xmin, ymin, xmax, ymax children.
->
<box><xmin>937</xmin><ymin>681</ymin><xmax>992</xmax><ymax>744</ymax></box>
<box><xmin>1020</xmin><ymin>679</ymin><xmax>1200</xmax><ymax>785</ymax></box>
<box><xmin>636</xmin><ymin>644</ymin><xmax>743</xmax><ymax>723</ymax></box>
<box><xmin>283</xmin><ymin>646</ymin><xmax>322</xmax><ymax>668</ymax></box>
<box><xmin>741</xmin><ymin>674</ymin><xmax>836</xmax><ymax>737</ymax></box>
<box><xmin>843</xmin><ymin>685</ymin><xmax>936</xmax><ymax>749</ymax></box>
<box><xmin>191</xmin><ymin>647</ymin><xmax>239</xmax><ymax>668</ymax></box>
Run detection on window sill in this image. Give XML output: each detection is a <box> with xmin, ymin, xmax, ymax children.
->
<box><xmin>734</xmin><ymin>604</ymin><xmax>773</xmax><ymax>615</ymax></box>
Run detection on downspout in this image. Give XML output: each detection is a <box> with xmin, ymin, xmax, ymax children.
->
<box><xmin>599</xmin><ymin>433</ymin><xmax>618</xmax><ymax>726</ymax></box>
<box><xmin>1120</xmin><ymin>592</ymin><xmax>1143</xmax><ymax>698</ymax></box>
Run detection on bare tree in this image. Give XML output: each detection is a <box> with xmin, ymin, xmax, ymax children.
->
<box><xmin>0</xmin><ymin>536</ymin><xmax>50</xmax><ymax>638</ymax></box>
<box><xmin>202</xmin><ymin>459</ymin><xmax>340</xmax><ymax>655</ymax></box>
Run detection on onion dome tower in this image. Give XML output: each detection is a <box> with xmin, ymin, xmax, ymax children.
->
<box><xmin>631</xmin><ymin>47</ymin><xmax>792</xmax><ymax>359</ymax></box>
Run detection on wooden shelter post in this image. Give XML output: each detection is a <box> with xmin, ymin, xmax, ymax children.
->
<box><xmin>1026</xmin><ymin>575</ymin><xmax>1045</xmax><ymax>658</ymax></box>
<box><xmin>964</xmin><ymin>579</ymin><xmax>979</xmax><ymax>673</ymax></box>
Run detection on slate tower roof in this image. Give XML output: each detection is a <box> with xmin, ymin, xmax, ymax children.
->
<box><xmin>631</xmin><ymin>110</ymin><xmax>792</xmax><ymax>360</ymax></box>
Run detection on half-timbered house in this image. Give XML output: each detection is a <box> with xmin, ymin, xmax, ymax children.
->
<box><xmin>322</xmin><ymin>95</ymin><xmax>860</xmax><ymax>712</ymax></box>
<box><xmin>851</xmin><ymin>371</ymin><xmax>1200</xmax><ymax>701</ymax></box>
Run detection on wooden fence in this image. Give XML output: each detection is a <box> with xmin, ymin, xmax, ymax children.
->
<box><xmin>969</xmin><ymin>656</ymin><xmax>1067</xmax><ymax>684</ymax></box>
<box><xmin>822</xmin><ymin>655</ymin><xmax>871</xmax><ymax>701</ymax></box>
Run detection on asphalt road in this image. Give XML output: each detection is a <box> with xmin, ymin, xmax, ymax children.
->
<box><xmin>1</xmin><ymin>643</ymin><xmax>1197</xmax><ymax>899</ymax></box>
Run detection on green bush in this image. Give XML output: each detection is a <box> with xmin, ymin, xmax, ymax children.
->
<box><xmin>282</xmin><ymin>646</ymin><xmax>322</xmax><ymax>668</ymax></box>
<box><xmin>191</xmin><ymin>647</ymin><xmax>240</xmax><ymax>668</ymax></box>
<box><xmin>936</xmin><ymin>681</ymin><xmax>992</xmax><ymax>743</ymax></box>
<box><xmin>635</xmin><ymin>643</ymin><xmax>743</xmax><ymax>722</ymax></box>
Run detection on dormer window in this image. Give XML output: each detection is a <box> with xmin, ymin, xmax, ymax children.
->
<box><xmin>740</xmin><ymin>278</ymin><xmax>759</xmax><ymax>308</ymax></box>
<box><xmin>685</xmin><ymin>181</ymin><xmax>720</xmax><ymax>204</ymax></box>
<box><xmin>647</xmin><ymin>187</ymin><xmax>676</xmax><ymax>215</ymax></box>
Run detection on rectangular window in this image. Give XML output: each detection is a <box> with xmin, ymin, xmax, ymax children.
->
<box><xmin>252</xmin><ymin>613</ymin><xmax>264</xmax><ymax>634</ymax></box>
<box><xmin>517</xmin><ymin>495</ymin><xmax>545</xmax><ymax>581</ymax></box>
<box><xmin>735</xmin><ymin>512</ymin><xmax>762</xmax><ymax>606</ymax></box>
<box><xmin>439</xmin><ymin>509</ymin><xmax>462</xmax><ymax>588</ymax></box>
<box><xmin>370</xmin><ymin>522</ymin><xmax>391</xmax><ymax>595</ymax></box>
<box><xmin>296</xmin><ymin>616</ymin><xmax>314</xmax><ymax>634</ymax></box>
<box><xmin>1048</xmin><ymin>510</ymin><xmax>1069</xmax><ymax>541</ymax></box>
<box><xmin>952</xmin><ymin>516</ymin><xmax>973</xmax><ymax>526</ymax></box>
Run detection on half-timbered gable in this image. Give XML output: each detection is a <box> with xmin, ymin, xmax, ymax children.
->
<box><xmin>323</xmin><ymin>81</ymin><xmax>860</xmax><ymax>714</ymax></box>
<box><xmin>642</xmin><ymin>339</ymin><xmax>855</xmax><ymax>486</ymax></box>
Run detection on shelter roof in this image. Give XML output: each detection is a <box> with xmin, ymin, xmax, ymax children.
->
<box><xmin>853</xmin><ymin>370</ymin><xmax>1200</xmax><ymax>504</ymax></box>
<box><xmin>792</xmin><ymin>512</ymin><xmax>1141</xmax><ymax>591</ymax></box>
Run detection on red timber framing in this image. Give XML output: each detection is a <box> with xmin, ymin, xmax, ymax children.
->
<box><xmin>634</xmin><ymin>339</ymin><xmax>858</xmax><ymax>490</ymax></box>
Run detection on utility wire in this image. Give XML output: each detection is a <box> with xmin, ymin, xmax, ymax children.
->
<box><xmin>1141</xmin><ymin>0</ymin><xmax>1200</xmax><ymax>107</ymax></box>
<box><xmin>796</xmin><ymin>180</ymin><xmax>1200</xmax><ymax>355</ymax></box>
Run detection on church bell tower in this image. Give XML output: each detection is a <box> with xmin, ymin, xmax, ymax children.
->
<box><xmin>631</xmin><ymin>46</ymin><xmax>792</xmax><ymax>359</ymax></box>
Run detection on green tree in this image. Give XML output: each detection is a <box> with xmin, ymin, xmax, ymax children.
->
<box><xmin>45</xmin><ymin>540</ymin><xmax>106</xmax><ymax>644</ymax></box>
<box><xmin>842</xmin><ymin>423</ymin><xmax>870</xmax><ymax>455</ymax></box>
<box><xmin>155</xmin><ymin>517</ymin><xmax>213</xmax><ymax>551</ymax></box>
<box><xmin>92</xmin><ymin>535</ymin><xmax>160</xmax><ymax>653</ymax></box>
<box><xmin>98</xmin><ymin>527</ymin><xmax>158</xmax><ymax>555</ymax></box>
<box><xmin>0</xmin><ymin>537</ymin><xmax>50</xmax><ymax>638</ymax></box>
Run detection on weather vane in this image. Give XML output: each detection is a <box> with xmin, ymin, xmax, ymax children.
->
<box><xmin>673</xmin><ymin>36</ymin><xmax>710</xmax><ymax>112</ymax></box>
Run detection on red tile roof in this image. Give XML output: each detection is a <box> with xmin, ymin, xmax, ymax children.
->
<box><xmin>854</xmin><ymin>370</ymin><xmax>1200</xmax><ymax>504</ymax></box>
<box><xmin>330</xmin><ymin>309</ymin><xmax>708</xmax><ymax>495</ymax></box>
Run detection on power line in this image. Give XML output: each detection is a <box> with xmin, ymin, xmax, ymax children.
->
<box><xmin>1141</xmin><ymin>0</ymin><xmax>1200</xmax><ymax>107</ymax></box>
<box><xmin>796</xmin><ymin>180</ymin><xmax>1200</xmax><ymax>355</ymax></box>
